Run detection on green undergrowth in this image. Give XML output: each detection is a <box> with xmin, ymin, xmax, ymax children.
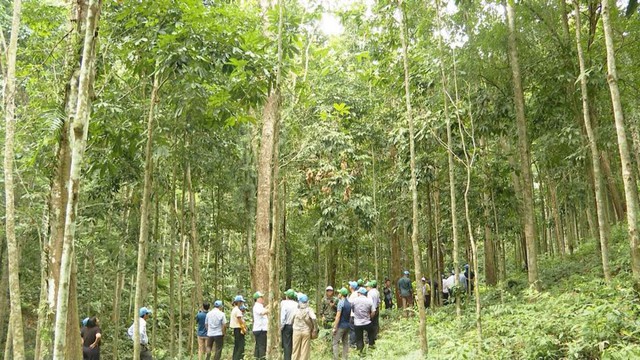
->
<box><xmin>313</xmin><ymin>226</ymin><xmax>640</xmax><ymax>359</ymax></box>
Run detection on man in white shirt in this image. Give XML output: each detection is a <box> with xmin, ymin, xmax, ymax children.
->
<box><xmin>351</xmin><ymin>288</ymin><xmax>374</xmax><ymax>354</ymax></box>
<box><xmin>366</xmin><ymin>281</ymin><xmax>381</xmax><ymax>347</ymax></box>
<box><xmin>205</xmin><ymin>300</ymin><xmax>227</xmax><ymax>360</ymax></box>
<box><xmin>443</xmin><ymin>272</ymin><xmax>456</xmax><ymax>304</ymax></box>
<box><xmin>280</xmin><ymin>289</ymin><xmax>298</xmax><ymax>360</ymax></box>
<box><xmin>128</xmin><ymin>307</ymin><xmax>153</xmax><ymax>359</ymax></box>
<box><xmin>252</xmin><ymin>291</ymin><xmax>269</xmax><ymax>359</ymax></box>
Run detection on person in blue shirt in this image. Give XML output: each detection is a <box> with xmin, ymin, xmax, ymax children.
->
<box><xmin>332</xmin><ymin>288</ymin><xmax>352</xmax><ymax>360</ymax></box>
<box><xmin>196</xmin><ymin>302</ymin><xmax>210</xmax><ymax>360</ymax></box>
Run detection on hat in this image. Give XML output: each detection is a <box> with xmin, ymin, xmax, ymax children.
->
<box><xmin>464</xmin><ymin>264</ymin><xmax>470</xmax><ymax>269</ymax></box>
<box><xmin>421</xmin><ymin>277</ymin><xmax>426</xmax><ymax>282</ymax></box>
<box><xmin>82</xmin><ymin>317</ymin><xmax>89</xmax><ymax>327</ymax></box>
<box><xmin>233</xmin><ymin>295</ymin><xmax>246</xmax><ymax>303</ymax></box>
<box><xmin>358</xmin><ymin>287</ymin><xmax>367</xmax><ymax>295</ymax></box>
<box><xmin>240</xmin><ymin>305</ymin><xmax>248</xmax><ymax>311</ymax></box>
<box><xmin>370</xmin><ymin>280</ymin><xmax>378</xmax><ymax>288</ymax></box>
<box><xmin>365</xmin><ymin>281</ymin><xmax>372</xmax><ymax>287</ymax></box>
<box><xmin>139</xmin><ymin>307</ymin><xmax>152</xmax><ymax>317</ymax></box>
<box><xmin>298</xmin><ymin>294</ymin><xmax>309</xmax><ymax>303</ymax></box>
<box><xmin>214</xmin><ymin>300</ymin><xmax>223</xmax><ymax>308</ymax></box>
<box><xmin>357</xmin><ymin>279</ymin><xmax>364</xmax><ymax>286</ymax></box>
<box><xmin>253</xmin><ymin>291</ymin><xmax>264</xmax><ymax>300</ymax></box>
<box><xmin>403</xmin><ymin>270</ymin><xmax>410</xmax><ymax>275</ymax></box>
<box><xmin>339</xmin><ymin>287</ymin><xmax>348</xmax><ymax>296</ymax></box>
<box><xmin>349</xmin><ymin>281</ymin><xmax>358</xmax><ymax>289</ymax></box>
<box><xmin>285</xmin><ymin>289</ymin><xmax>296</xmax><ymax>298</ymax></box>
<box><xmin>326</xmin><ymin>286</ymin><xmax>334</xmax><ymax>291</ymax></box>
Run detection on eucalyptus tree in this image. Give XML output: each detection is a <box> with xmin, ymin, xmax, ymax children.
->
<box><xmin>2</xmin><ymin>0</ymin><xmax>26</xmax><ymax>357</ymax></box>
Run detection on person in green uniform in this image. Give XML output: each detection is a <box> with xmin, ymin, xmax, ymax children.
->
<box><xmin>321</xmin><ymin>286</ymin><xmax>338</xmax><ymax>329</ymax></box>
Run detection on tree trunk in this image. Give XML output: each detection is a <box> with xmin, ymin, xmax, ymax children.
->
<box><xmin>575</xmin><ymin>1</ymin><xmax>611</xmax><ymax>280</ymax></box>
<box><xmin>601</xmin><ymin>0</ymin><xmax>640</xmax><ymax>283</ymax></box>
<box><xmin>186</xmin><ymin>160</ymin><xmax>203</xmax><ymax>303</ymax></box>
<box><xmin>601</xmin><ymin>150</ymin><xmax>625</xmax><ymax>221</ymax></box>
<box><xmin>3</xmin><ymin>0</ymin><xmax>25</xmax><ymax>357</ymax></box>
<box><xmin>399</xmin><ymin>1</ymin><xmax>428</xmax><ymax>354</ymax></box>
<box><xmin>169</xmin><ymin>168</ymin><xmax>177</xmax><ymax>358</ymax></box>
<box><xmin>506</xmin><ymin>0</ymin><xmax>540</xmax><ymax>290</ymax></box>
<box><xmin>52</xmin><ymin>1</ymin><xmax>101</xmax><ymax>357</ymax></box>
<box><xmin>132</xmin><ymin>69</ymin><xmax>161</xmax><ymax>360</ymax></box>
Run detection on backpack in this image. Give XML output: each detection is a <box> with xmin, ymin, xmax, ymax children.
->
<box><xmin>301</xmin><ymin>309</ymin><xmax>319</xmax><ymax>340</ymax></box>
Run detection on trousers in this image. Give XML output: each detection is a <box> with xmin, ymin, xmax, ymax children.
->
<box><xmin>281</xmin><ymin>325</ymin><xmax>293</xmax><ymax>360</ymax></box>
<box><xmin>232</xmin><ymin>328</ymin><xmax>245</xmax><ymax>360</ymax></box>
<box><xmin>253</xmin><ymin>330</ymin><xmax>267</xmax><ymax>359</ymax></box>
<box><xmin>332</xmin><ymin>327</ymin><xmax>349</xmax><ymax>360</ymax></box>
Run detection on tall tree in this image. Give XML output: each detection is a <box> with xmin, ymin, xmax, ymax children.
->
<box><xmin>133</xmin><ymin>68</ymin><xmax>162</xmax><ymax>360</ymax></box>
<box><xmin>3</xmin><ymin>0</ymin><xmax>26</xmax><ymax>357</ymax></box>
<box><xmin>574</xmin><ymin>0</ymin><xmax>611</xmax><ymax>282</ymax></box>
<box><xmin>52</xmin><ymin>0</ymin><xmax>102</xmax><ymax>357</ymax></box>
<box><xmin>600</xmin><ymin>0</ymin><xmax>640</xmax><ymax>282</ymax></box>
<box><xmin>398</xmin><ymin>0</ymin><xmax>428</xmax><ymax>355</ymax></box>
<box><xmin>506</xmin><ymin>0</ymin><xmax>540</xmax><ymax>289</ymax></box>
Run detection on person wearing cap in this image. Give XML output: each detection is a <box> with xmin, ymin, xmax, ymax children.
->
<box><xmin>252</xmin><ymin>291</ymin><xmax>269</xmax><ymax>359</ymax></box>
<box><xmin>331</xmin><ymin>288</ymin><xmax>351</xmax><ymax>360</ymax></box>
<box><xmin>443</xmin><ymin>271</ymin><xmax>456</xmax><ymax>304</ymax></box>
<box><xmin>321</xmin><ymin>286</ymin><xmax>338</xmax><ymax>329</ymax></box>
<box><xmin>347</xmin><ymin>281</ymin><xmax>359</xmax><ymax>347</ymax></box>
<box><xmin>398</xmin><ymin>270</ymin><xmax>413</xmax><ymax>313</ymax></box>
<box><xmin>291</xmin><ymin>294</ymin><xmax>317</xmax><ymax>360</ymax></box>
<box><xmin>464</xmin><ymin>263</ymin><xmax>475</xmax><ymax>294</ymax></box>
<box><xmin>81</xmin><ymin>317</ymin><xmax>101</xmax><ymax>360</ymax></box>
<box><xmin>230</xmin><ymin>295</ymin><xmax>247</xmax><ymax>360</ymax></box>
<box><xmin>196</xmin><ymin>302</ymin><xmax>210</xmax><ymax>360</ymax></box>
<box><xmin>352</xmin><ymin>287</ymin><xmax>374</xmax><ymax>354</ymax></box>
<box><xmin>128</xmin><ymin>307</ymin><xmax>153</xmax><ymax>359</ymax></box>
<box><xmin>366</xmin><ymin>281</ymin><xmax>381</xmax><ymax>345</ymax></box>
<box><xmin>383</xmin><ymin>278</ymin><xmax>394</xmax><ymax>309</ymax></box>
<box><xmin>280</xmin><ymin>289</ymin><xmax>298</xmax><ymax>360</ymax></box>
<box><xmin>205</xmin><ymin>300</ymin><xmax>226</xmax><ymax>360</ymax></box>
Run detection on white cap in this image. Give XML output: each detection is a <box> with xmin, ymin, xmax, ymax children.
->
<box><xmin>326</xmin><ymin>286</ymin><xmax>334</xmax><ymax>291</ymax></box>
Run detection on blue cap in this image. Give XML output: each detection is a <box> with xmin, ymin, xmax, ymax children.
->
<box><xmin>464</xmin><ymin>264</ymin><xmax>470</xmax><ymax>269</ymax></box>
<box><xmin>233</xmin><ymin>295</ymin><xmax>245</xmax><ymax>303</ymax></box>
<box><xmin>358</xmin><ymin>287</ymin><xmax>367</xmax><ymax>295</ymax></box>
<box><xmin>214</xmin><ymin>300</ymin><xmax>223</xmax><ymax>308</ymax></box>
<box><xmin>82</xmin><ymin>317</ymin><xmax>89</xmax><ymax>327</ymax></box>
<box><xmin>349</xmin><ymin>281</ymin><xmax>358</xmax><ymax>289</ymax></box>
<box><xmin>403</xmin><ymin>270</ymin><xmax>410</xmax><ymax>275</ymax></box>
<box><xmin>240</xmin><ymin>305</ymin><xmax>248</xmax><ymax>311</ymax></box>
<box><xmin>298</xmin><ymin>294</ymin><xmax>309</xmax><ymax>303</ymax></box>
<box><xmin>139</xmin><ymin>307</ymin><xmax>152</xmax><ymax>317</ymax></box>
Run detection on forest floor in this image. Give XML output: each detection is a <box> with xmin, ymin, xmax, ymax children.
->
<box><xmin>309</xmin><ymin>225</ymin><xmax>640</xmax><ymax>359</ymax></box>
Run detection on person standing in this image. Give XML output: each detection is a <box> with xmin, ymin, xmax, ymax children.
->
<box><xmin>443</xmin><ymin>272</ymin><xmax>455</xmax><ymax>304</ymax></box>
<box><xmin>81</xmin><ymin>317</ymin><xmax>102</xmax><ymax>360</ymax></box>
<box><xmin>230</xmin><ymin>295</ymin><xmax>247</xmax><ymax>360</ymax></box>
<box><xmin>280</xmin><ymin>289</ymin><xmax>298</xmax><ymax>360</ymax></box>
<box><xmin>366</xmin><ymin>281</ymin><xmax>380</xmax><ymax>345</ymax></box>
<box><xmin>331</xmin><ymin>288</ymin><xmax>351</xmax><ymax>360</ymax></box>
<box><xmin>398</xmin><ymin>270</ymin><xmax>413</xmax><ymax>313</ymax></box>
<box><xmin>292</xmin><ymin>294</ymin><xmax>316</xmax><ymax>360</ymax></box>
<box><xmin>351</xmin><ymin>287</ymin><xmax>374</xmax><ymax>354</ymax></box>
<box><xmin>128</xmin><ymin>307</ymin><xmax>153</xmax><ymax>360</ymax></box>
<box><xmin>252</xmin><ymin>291</ymin><xmax>269</xmax><ymax>359</ymax></box>
<box><xmin>421</xmin><ymin>278</ymin><xmax>431</xmax><ymax>309</ymax></box>
<box><xmin>205</xmin><ymin>300</ymin><xmax>226</xmax><ymax>360</ymax></box>
<box><xmin>196</xmin><ymin>302</ymin><xmax>210</xmax><ymax>360</ymax></box>
<box><xmin>347</xmin><ymin>281</ymin><xmax>359</xmax><ymax>347</ymax></box>
<box><xmin>383</xmin><ymin>278</ymin><xmax>394</xmax><ymax>309</ymax></box>
<box><xmin>320</xmin><ymin>286</ymin><xmax>338</xmax><ymax>329</ymax></box>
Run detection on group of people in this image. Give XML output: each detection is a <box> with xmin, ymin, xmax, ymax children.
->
<box><xmin>83</xmin><ymin>268</ymin><xmax>476</xmax><ymax>360</ymax></box>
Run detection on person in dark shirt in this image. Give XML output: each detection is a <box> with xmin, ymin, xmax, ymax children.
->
<box><xmin>81</xmin><ymin>317</ymin><xmax>102</xmax><ymax>360</ymax></box>
<box><xmin>383</xmin><ymin>278</ymin><xmax>394</xmax><ymax>309</ymax></box>
<box><xmin>196</xmin><ymin>302</ymin><xmax>210</xmax><ymax>360</ymax></box>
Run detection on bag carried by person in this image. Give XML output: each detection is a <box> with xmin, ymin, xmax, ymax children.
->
<box><xmin>302</xmin><ymin>311</ymin><xmax>319</xmax><ymax>340</ymax></box>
